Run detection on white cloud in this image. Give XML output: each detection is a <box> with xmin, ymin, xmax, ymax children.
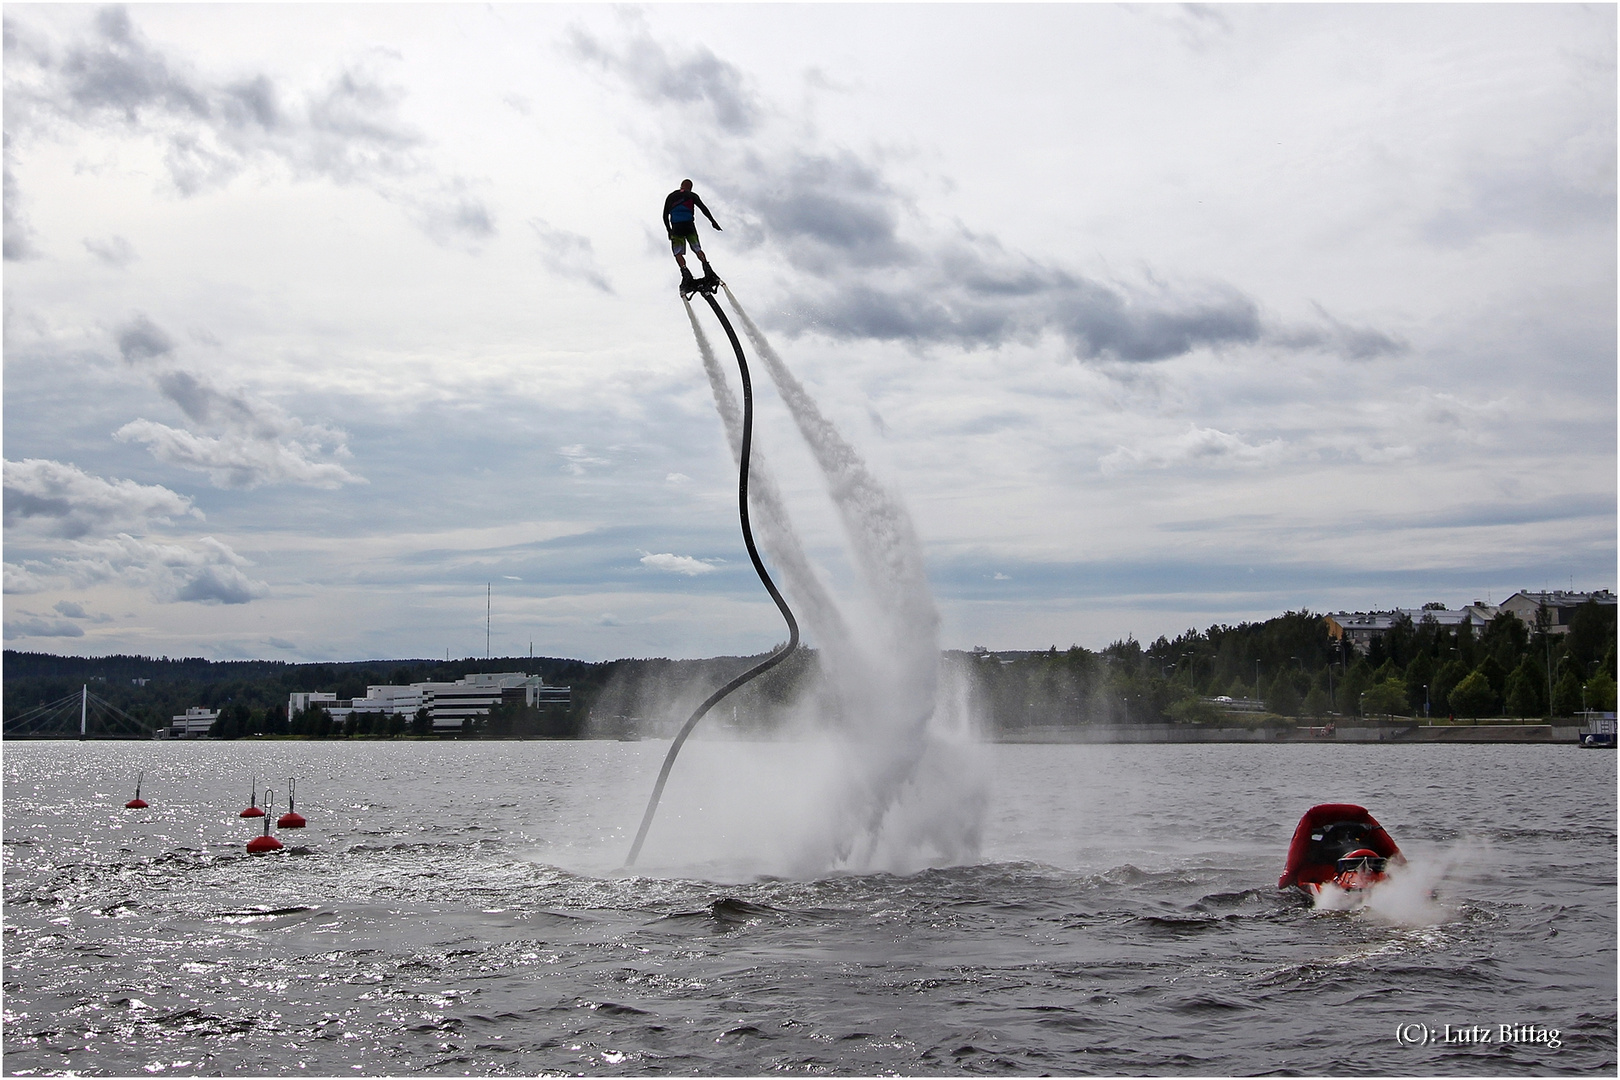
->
<box><xmin>52</xmin><ymin>599</ymin><xmax>114</xmax><ymax>623</ymax></box>
<box><xmin>559</xmin><ymin>444</ymin><xmax>609</xmax><ymax>476</ymax></box>
<box><xmin>84</xmin><ymin>234</ymin><xmax>137</xmax><ymax>267</ymax></box>
<box><xmin>115</xmin><ymin>418</ymin><xmax>361</xmax><ymax>490</ymax></box>
<box><xmin>1099</xmin><ymin>426</ymin><xmax>1287</xmax><ymax>475</ymax></box>
<box><xmin>4</xmin><ymin>616</ymin><xmax>85</xmax><ymax>640</ymax></box>
<box><xmin>3</xmin><ymin>563</ymin><xmax>51</xmax><ymax>595</ymax></box>
<box><xmin>530</xmin><ymin>218</ymin><xmax>614</xmax><ymax>293</ymax></box>
<box><xmin>4</xmin><ymin>7</ymin><xmax>493</xmax><ymax>247</ymax></box>
<box><xmin>570</xmin><ymin>24</ymin><xmax>1402</xmax><ymax>366</ymax></box>
<box><xmin>52</xmin><ymin>533</ymin><xmax>270</xmax><ymax>605</ymax></box>
<box><xmin>3</xmin><ymin>162</ymin><xmax>37</xmax><ymax>261</ymax></box>
<box><xmin>3</xmin><ymin>457</ymin><xmax>200</xmax><ymax>538</ymax></box>
<box><xmin>109</xmin><ymin>353</ymin><xmax>364</xmax><ymax>489</ymax></box>
<box><xmin>640</xmin><ymin>552</ymin><xmax>720</xmax><ymax>576</ymax></box>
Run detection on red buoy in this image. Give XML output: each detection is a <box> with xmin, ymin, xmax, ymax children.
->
<box><xmin>239</xmin><ymin>777</ymin><xmax>264</xmax><ymax>818</ymax></box>
<box><xmin>125</xmin><ymin>771</ymin><xmax>148</xmax><ymax>809</ymax></box>
<box><xmin>247</xmin><ymin>791</ymin><xmax>283</xmax><ymax>854</ymax></box>
<box><xmin>276</xmin><ymin>776</ymin><xmax>306</xmax><ymax>829</ymax></box>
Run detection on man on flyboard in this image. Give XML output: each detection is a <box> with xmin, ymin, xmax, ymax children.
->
<box><xmin>663</xmin><ymin>179</ymin><xmax>722</xmax><ymax>296</ymax></box>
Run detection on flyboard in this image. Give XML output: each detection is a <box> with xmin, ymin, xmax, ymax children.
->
<box><xmin>624</xmin><ymin>262</ymin><xmax>800</xmax><ymax>868</ymax></box>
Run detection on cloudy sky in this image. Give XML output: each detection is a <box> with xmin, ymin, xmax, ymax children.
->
<box><xmin>4</xmin><ymin>3</ymin><xmax>1614</xmax><ymax>663</ymax></box>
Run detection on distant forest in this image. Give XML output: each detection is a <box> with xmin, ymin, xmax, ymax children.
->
<box><xmin>5</xmin><ymin>601</ymin><xmax>1615</xmax><ymax>739</ymax></box>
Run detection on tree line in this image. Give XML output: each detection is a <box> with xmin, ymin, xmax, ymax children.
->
<box><xmin>4</xmin><ymin>599</ymin><xmax>1614</xmax><ymax>738</ymax></box>
<box><xmin>1118</xmin><ymin>600</ymin><xmax>1617</xmax><ymax>724</ymax></box>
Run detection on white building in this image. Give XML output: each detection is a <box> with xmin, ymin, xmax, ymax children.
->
<box><xmin>161</xmin><ymin>707</ymin><xmax>219</xmax><ymax>739</ymax></box>
<box><xmin>288</xmin><ymin>672</ymin><xmax>570</xmax><ymax>732</ymax></box>
<box><xmin>287</xmin><ymin>691</ymin><xmax>338</xmax><ymax>715</ymax></box>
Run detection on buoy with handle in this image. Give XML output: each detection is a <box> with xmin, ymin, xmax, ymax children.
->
<box><xmin>277</xmin><ymin>777</ymin><xmax>306</xmax><ymax>829</ymax></box>
<box><xmin>124</xmin><ymin>771</ymin><xmax>148</xmax><ymax>809</ymax></box>
<box><xmin>239</xmin><ymin>777</ymin><xmax>264</xmax><ymax>818</ymax></box>
<box><xmin>246</xmin><ymin>790</ymin><xmax>283</xmax><ymax>854</ymax></box>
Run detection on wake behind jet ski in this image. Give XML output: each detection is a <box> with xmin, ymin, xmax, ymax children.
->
<box><xmin>1278</xmin><ymin>803</ymin><xmax>1404</xmax><ymax>897</ymax></box>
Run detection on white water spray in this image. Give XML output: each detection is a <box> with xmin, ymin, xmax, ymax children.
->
<box><xmin>702</xmin><ymin>285</ymin><xmax>985</xmax><ymax>873</ymax></box>
<box><xmin>1310</xmin><ymin>843</ymin><xmax>1477</xmax><ymax>926</ymax></box>
<box><xmin>684</xmin><ymin>304</ymin><xmax>857</xmax><ymax>671</ymax></box>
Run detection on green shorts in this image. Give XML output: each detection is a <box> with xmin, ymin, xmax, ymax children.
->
<box><xmin>669</xmin><ymin>222</ymin><xmax>702</xmax><ymax>256</ymax></box>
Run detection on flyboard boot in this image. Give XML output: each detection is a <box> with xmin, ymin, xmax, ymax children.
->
<box><xmin>679</xmin><ymin>261</ymin><xmax>722</xmax><ymax>299</ymax></box>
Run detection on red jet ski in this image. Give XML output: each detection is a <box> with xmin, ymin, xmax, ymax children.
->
<box><xmin>1278</xmin><ymin>803</ymin><xmax>1403</xmax><ymax>896</ymax></box>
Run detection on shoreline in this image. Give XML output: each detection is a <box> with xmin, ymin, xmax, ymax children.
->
<box><xmin>9</xmin><ymin>722</ymin><xmax>1606</xmax><ymax>746</ymax></box>
<box><xmin>995</xmin><ymin>722</ymin><xmax>1596</xmax><ymax>744</ymax></box>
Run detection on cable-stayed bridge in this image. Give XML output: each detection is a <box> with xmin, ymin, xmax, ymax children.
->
<box><xmin>4</xmin><ymin>686</ymin><xmax>155</xmax><ymax>739</ymax></box>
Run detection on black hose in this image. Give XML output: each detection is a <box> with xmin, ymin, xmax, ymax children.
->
<box><xmin>624</xmin><ymin>288</ymin><xmax>801</xmax><ymax>868</ymax></box>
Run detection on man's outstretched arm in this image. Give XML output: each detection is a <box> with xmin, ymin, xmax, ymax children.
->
<box><xmin>693</xmin><ymin>194</ymin><xmax>722</xmax><ymax>230</ymax></box>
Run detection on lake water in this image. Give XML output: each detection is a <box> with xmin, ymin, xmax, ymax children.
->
<box><xmin>3</xmin><ymin>738</ymin><xmax>1614</xmax><ymax>1075</ymax></box>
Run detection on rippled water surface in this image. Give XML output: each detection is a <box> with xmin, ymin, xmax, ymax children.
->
<box><xmin>3</xmin><ymin>739</ymin><xmax>1614</xmax><ymax>1075</ymax></box>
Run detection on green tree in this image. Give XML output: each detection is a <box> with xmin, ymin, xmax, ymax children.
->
<box><xmin>1454</xmin><ymin>619</ymin><xmax>1479</xmax><ymax>668</ymax></box>
<box><xmin>1404</xmin><ymin>652</ymin><xmax>1435</xmax><ymax>715</ymax></box>
<box><xmin>1504</xmin><ymin>664</ymin><xmax>1543</xmax><ymax>718</ymax></box>
<box><xmin>1503</xmin><ymin>656</ymin><xmax>1546</xmax><ymax>718</ymax></box>
<box><xmin>482</xmin><ymin>702</ymin><xmax>517</xmax><ymax>738</ymax></box>
<box><xmin>1361</xmin><ymin>678</ymin><xmax>1410</xmax><ymax>717</ymax></box>
<box><xmin>410</xmin><ymin>707</ymin><xmax>434</xmax><ymax>736</ymax></box>
<box><xmin>290</xmin><ymin>704</ymin><xmax>333</xmax><ymax>738</ymax></box>
<box><xmin>1265</xmin><ymin>675</ymin><xmax>1302</xmax><ymax>717</ymax></box>
<box><xmin>210</xmin><ymin>702</ymin><xmax>252</xmax><ymax>739</ymax></box>
<box><xmin>1551</xmin><ymin>669</ymin><xmax>1583</xmax><ymax>718</ymax></box>
<box><xmin>1339</xmin><ymin>662</ymin><xmax>1373</xmax><ymax>716</ymax></box>
<box><xmin>1302</xmin><ymin>685</ymin><xmax>1331</xmax><ymax>717</ymax></box>
<box><xmin>1449</xmin><ymin>671</ymin><xmax>1496</xmax><ymax>719</ymax></box>
<box><xmin>1477</xmin><ymin>655</ymin><xmax>1508</xmax><ymax>700</ymax></box>
<box><xmin>1583</xmin><ymin>672</ymin><xmax>1617</xmax><ymax>713</ymax></box>
<box><xmin>1481</xmin><ymin>611</ymin><xmax>1529</xmax><ymax>673</ymax></box>
<box><xmin>1431</xmin><ymin>658</ymin><xmax>1470</xmax><ymax>715</ymax></box>
<box><xmin>1166</xmin><ymin>696</ymin><xmax>1221</xmax><ymax>725</ymax></box>
<box><xmin>1383</xmin><ymin>613</ymin><xmax>1417</xmax><ymax>667</ymax></box>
